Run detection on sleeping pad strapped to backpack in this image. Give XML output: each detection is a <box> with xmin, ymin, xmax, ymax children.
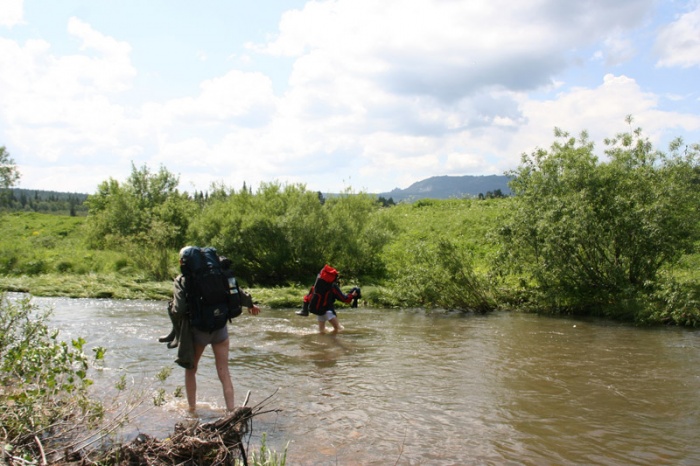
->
<box><xmin>179</xmin><ymin>246</ymin><xmax>242</xmax><ymax>332</ymax></box>
<box><xmin>304</xmin><ymin>264</ymin><xmax>339</xmax><ymax>316</ymax></box>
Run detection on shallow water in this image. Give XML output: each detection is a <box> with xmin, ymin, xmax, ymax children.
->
<box><xmin>20</xmin><ymin>294</ymin><xmax>700</xmax><ymax>465</ymax></box>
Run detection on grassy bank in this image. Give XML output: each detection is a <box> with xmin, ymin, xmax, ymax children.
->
<box><xmin>0</xmin><ymin>204</ymin><xmax>497</xmax><ymax>307</ymax></box>
<box><xmin>0</xmin><ymin>272</ymin><xmax>388</xmax><ymax>312</ymax></box>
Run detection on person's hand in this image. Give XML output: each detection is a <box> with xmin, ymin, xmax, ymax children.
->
<box><xmin>248</xmin><ymin>305</ymin><xmax>261</xmax><ymax>316</ymax></box>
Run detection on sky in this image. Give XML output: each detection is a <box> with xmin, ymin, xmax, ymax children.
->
<box><xmin>1</xmin><ymin>0</ymin><xmax>699</xmax><ymax>196</ymax></box>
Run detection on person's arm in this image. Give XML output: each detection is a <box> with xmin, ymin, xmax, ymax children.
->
<box><xmin>332</xmin><ymin>283</ymin><xmax>355</xmax><ymax>304</ymax></box>
<box><xmin>171</xmin><ymin>275</ymin><xmax>188</xmax><ymax>324</ymax></box>
<box><xmin>239</xmin><ymin>289</ymin><xmax>260</xmax><ymax>315</ymax></box>
<box><xmin>173</xmin><ymin>276</ymin><xmax>187</xmax><ymax>312</ymax></box>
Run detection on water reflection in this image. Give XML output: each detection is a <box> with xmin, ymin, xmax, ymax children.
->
<box><xmin>14</xmin><ymin>293</ymin><xmax>700</xmax><ymax>465</ymax></box>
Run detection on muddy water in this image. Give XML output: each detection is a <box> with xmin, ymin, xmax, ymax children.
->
<box><xmin>24</xmin><ymin>294</ymin><xmax>700</xmax><ymax>465</ymax></box>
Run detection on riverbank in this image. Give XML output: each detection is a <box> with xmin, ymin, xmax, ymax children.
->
<box><xmin>2</xmin><ymin>271</ymin><xmax>700</xmax><ymax>328</ymax></box>
<box><xmin>0</xmin><ymin>273</ymin><xmax>359</xmax><ymax>309</ymax></box>
<box><xmin>0</xmin><ymin>273</ymin><xmax>173</xmax><ymax>300</ymax></box>
<box><xmin>3</xmin><ymin>204</ymin><xmax>700</xmax><ymax>326</ymax></box>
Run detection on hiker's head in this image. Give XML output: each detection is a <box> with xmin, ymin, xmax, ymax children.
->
<box><xmin>179</xmin><ymin>246</ymin><xmax>197</xmax><ymax>272</ymax></box>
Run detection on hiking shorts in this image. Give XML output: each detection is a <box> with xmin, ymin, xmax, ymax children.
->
<box><xmin>317</xmin><ymin>309</ymin><xmax>337</xmax><ymax>322</ymax></box>
<box><xmin>192</xmin><ymin>326</ymin><xmax>228</xmax><ymax>347</ymax></box>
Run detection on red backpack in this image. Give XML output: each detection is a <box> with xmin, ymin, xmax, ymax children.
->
<box><xmin>303</xmin><ymin>265</ymin><xmax>338</xmax><ymax>315</ymax></box>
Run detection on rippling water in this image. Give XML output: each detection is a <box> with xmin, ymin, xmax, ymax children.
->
<box><xmin>18</xmin><ymin>294</ymin><xmax>700</xmax><ymax>465</ymax></box>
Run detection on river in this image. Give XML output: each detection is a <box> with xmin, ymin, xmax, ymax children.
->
<box><xmin>20</xmin><ymin>294</ymin><xmax>700</xmax><ymax>465</ymax></box>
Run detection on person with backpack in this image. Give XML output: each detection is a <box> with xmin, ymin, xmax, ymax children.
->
<box><xmin>169</xmin><ymin>246</ymin><xmax>260</xmax><ymax>413</ymax></box>
<box><xmin>296</xmin><ymin>264</ymin><xmax>359</xmax><ymax>334</ymax></box>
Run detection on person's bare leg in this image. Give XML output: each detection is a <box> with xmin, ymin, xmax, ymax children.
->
<box><xmin>212</xmin><ymin>337</ymin><xmax>235</xmax><ymax>411</ymax></box>
<box><xmin>185</xmin><ymin>343</ymin><xmax>206</xmax><ymax>411</ymax></box>
<box><xmin>328</xmin><ymin>316</ymin><xmax>341</xmax><ymax>334</ymax></box>
<box><xmin>318</xmin><ymin>319</ymin><xmax>326</xmax><ymax>334</ymax></box>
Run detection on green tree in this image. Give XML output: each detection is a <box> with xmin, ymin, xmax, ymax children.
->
<box><xmin>189</xmin><ymin>182</ymin><xmax>328</xmax><ymax>285</ymax></box>
<box><xmin>188</xmin><ymin>183</ymin><xmax>394</xmax><ymax>285</ymax></box>
<box><xmin>0</xmin><ymin>146</ymin><xmax>20</xmax><ymax>189</ymax></box>
<box><xmin>384</xmin><ymin>235</ymin><xmax>495</xmax><ymax>312</ymax></box>
<box><xmin>85</xmin><ymin>163</ymin><xmax>196</xmax><ymax>279</ymax></box>
<box><xmin>0</xmin><ymin>146</ymin><xmax>21</xmax><ymax>208</ymax></box>
<box><xmin>499</xmin><ymin>120</ymin><xmax>700</xmax><ymax>317</ymax></box>
<box><xmin>322</xmin><ymin>190</ymin><xmax>397</xmax><ymax>280</ymax></box>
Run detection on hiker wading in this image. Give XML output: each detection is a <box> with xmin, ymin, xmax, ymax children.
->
<box><xmin>298</xmin><ymin>264</ymin><xmax>358</xmax><ymax>334</ymax></box>
<box><xmin>171</xmin><ymin>246</ymin><xmax>260</xmax><ymax>412</ymax></box>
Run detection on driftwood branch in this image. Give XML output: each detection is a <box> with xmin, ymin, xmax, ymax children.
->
<box><xmin>93</xmin><ymin>391</ymin><xmax>282</xmax><ymax>466</ymax></box>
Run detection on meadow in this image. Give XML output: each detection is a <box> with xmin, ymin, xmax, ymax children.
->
<box><xmin>1</xmin><ymin>195</ymin><xmax>698</xmax><ymax>326</ymax></box>
<box><xmin>0</xmin><ymin>199</ymin><xmax>508</xmax><ymax>305</ymax></box>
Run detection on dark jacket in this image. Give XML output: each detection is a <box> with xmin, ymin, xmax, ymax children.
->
<box><xmin>322</xmin><ymin>282</ymin><xmax>354</xmax><ymax>311</ymax></box>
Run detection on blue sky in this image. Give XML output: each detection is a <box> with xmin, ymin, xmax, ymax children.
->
<box><xmin>1</xmin><ymin>0</ymin><xmax>699</xmax><ymax>195</ymax></box>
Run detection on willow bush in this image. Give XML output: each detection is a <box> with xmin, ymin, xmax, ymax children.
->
<box><xmin>499</xmin><ymin>119</ymin><xmax>700</xmax><ymax>319</ymax></box>
<box><xmin>188</xmin><ymin>182</ymin><xmax>326</xmax><ymax>285</ymax></box>
<box><xmin>321</xmin><ymin>188</ymin><xmax>398</xmax><ymax>281</ymax></box>
<box><xmin>382</xmin><ymin>233</ymin><xmax>495</xmax><ymax>312</ymax></box>
<box><xmin>188</xmin><ymin>182</ymin><xmax>395</xmax><ymax>286</ymax></box>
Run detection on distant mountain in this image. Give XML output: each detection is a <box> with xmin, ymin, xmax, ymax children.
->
<box><xmin>377</xmin><ymin>175</ymin><xmax>511</xmax><ymax>202</ymax></box>
<box><xmin>10</xmin><ymin>175</ymin><xmax>512</xmax><ymax>206</ymax></box>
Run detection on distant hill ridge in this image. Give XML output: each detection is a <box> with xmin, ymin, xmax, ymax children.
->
<box><xmin>9</xmin><ymin>174</ymin><xmax>512</xmax><ymax>204</ymax></box>
<box><xmin>377</xmin><ymin>175</ymin><xmax>511</xmax><ymax>202</ymax></box>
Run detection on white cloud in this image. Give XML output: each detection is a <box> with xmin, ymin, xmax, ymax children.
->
<box><xmin>445</xmin><ymin>151</ymin><xmax>489</xmax><ymax>172</ymax></box>
<box><xmin>513</xmin><ymin>74</ymin><xmax>700</xmax><ymax>165</ymax></box>
<box><xmin>0</xmin><ymin>0</ymin><xmax>23</xmax><ymax>27</ymax></box>
<box><xmin>2</xmin><ymin>0</ymin><xmax>699</xmax><ymax>196</ymax></box>
<box><xmin>595</xmin><ymin>35</ymin><xmax>637</xmax><ymax>66</ymax></box>
<box><xmin>0</xmin><ymin>17</ymin><xmax>138</xmax><ymax>167</ymax></box>
<box><xmin>260</xmin><ymin>0</ymin><xmax>653</xmax><ymax>102</ymax></box>
<box><xmin>66</xmin><ymin>17</ymin><xmax>136</xmax><ymax>92</ymax></box>
<box><xmin>655</xmin><ymin>4</ymin><xmax>700</xmax><ymax>68</ymax></box>
<box><xmin>0</xmin><ymin>19</ymin><xmax>135</xmax><ymax>116</ymax></box>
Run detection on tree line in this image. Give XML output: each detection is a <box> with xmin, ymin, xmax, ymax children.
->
<box><xmin>0</xmin><ymin>146</ymin><xmax>88</xmax><ymax>216</ymax></box>
<box><xmin>0</xmin><ymin>188</ymin><xmax>88</xmax><ymax>216</ymax></box>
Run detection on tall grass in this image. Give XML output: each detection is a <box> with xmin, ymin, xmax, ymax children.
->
<box><xmin>0</xmin><ymin>212</ymin><xmax>130</xmax><ymax>276</ymax></box>
<box><xmin>0</xmin><ymin>212</ymin><xmax>181</xmax><ymax>299</ymax></box>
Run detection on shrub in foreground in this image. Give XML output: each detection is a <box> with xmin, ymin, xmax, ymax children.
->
<box><xmin>0</xmin><ymin>292</ymin><xmax>104</xmax><ymax>462</ymax></box>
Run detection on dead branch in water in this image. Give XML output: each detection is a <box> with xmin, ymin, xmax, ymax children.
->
<box><xmin>59</xmin><ymin>390</ymin><xmax>281</xmax><ymax>466</ymax></box>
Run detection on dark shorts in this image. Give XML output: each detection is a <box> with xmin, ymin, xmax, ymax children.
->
<box><xmin>192</xmin><ymin>325</ymin><xmax>228</xmax><ymax>347</ymax></box>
